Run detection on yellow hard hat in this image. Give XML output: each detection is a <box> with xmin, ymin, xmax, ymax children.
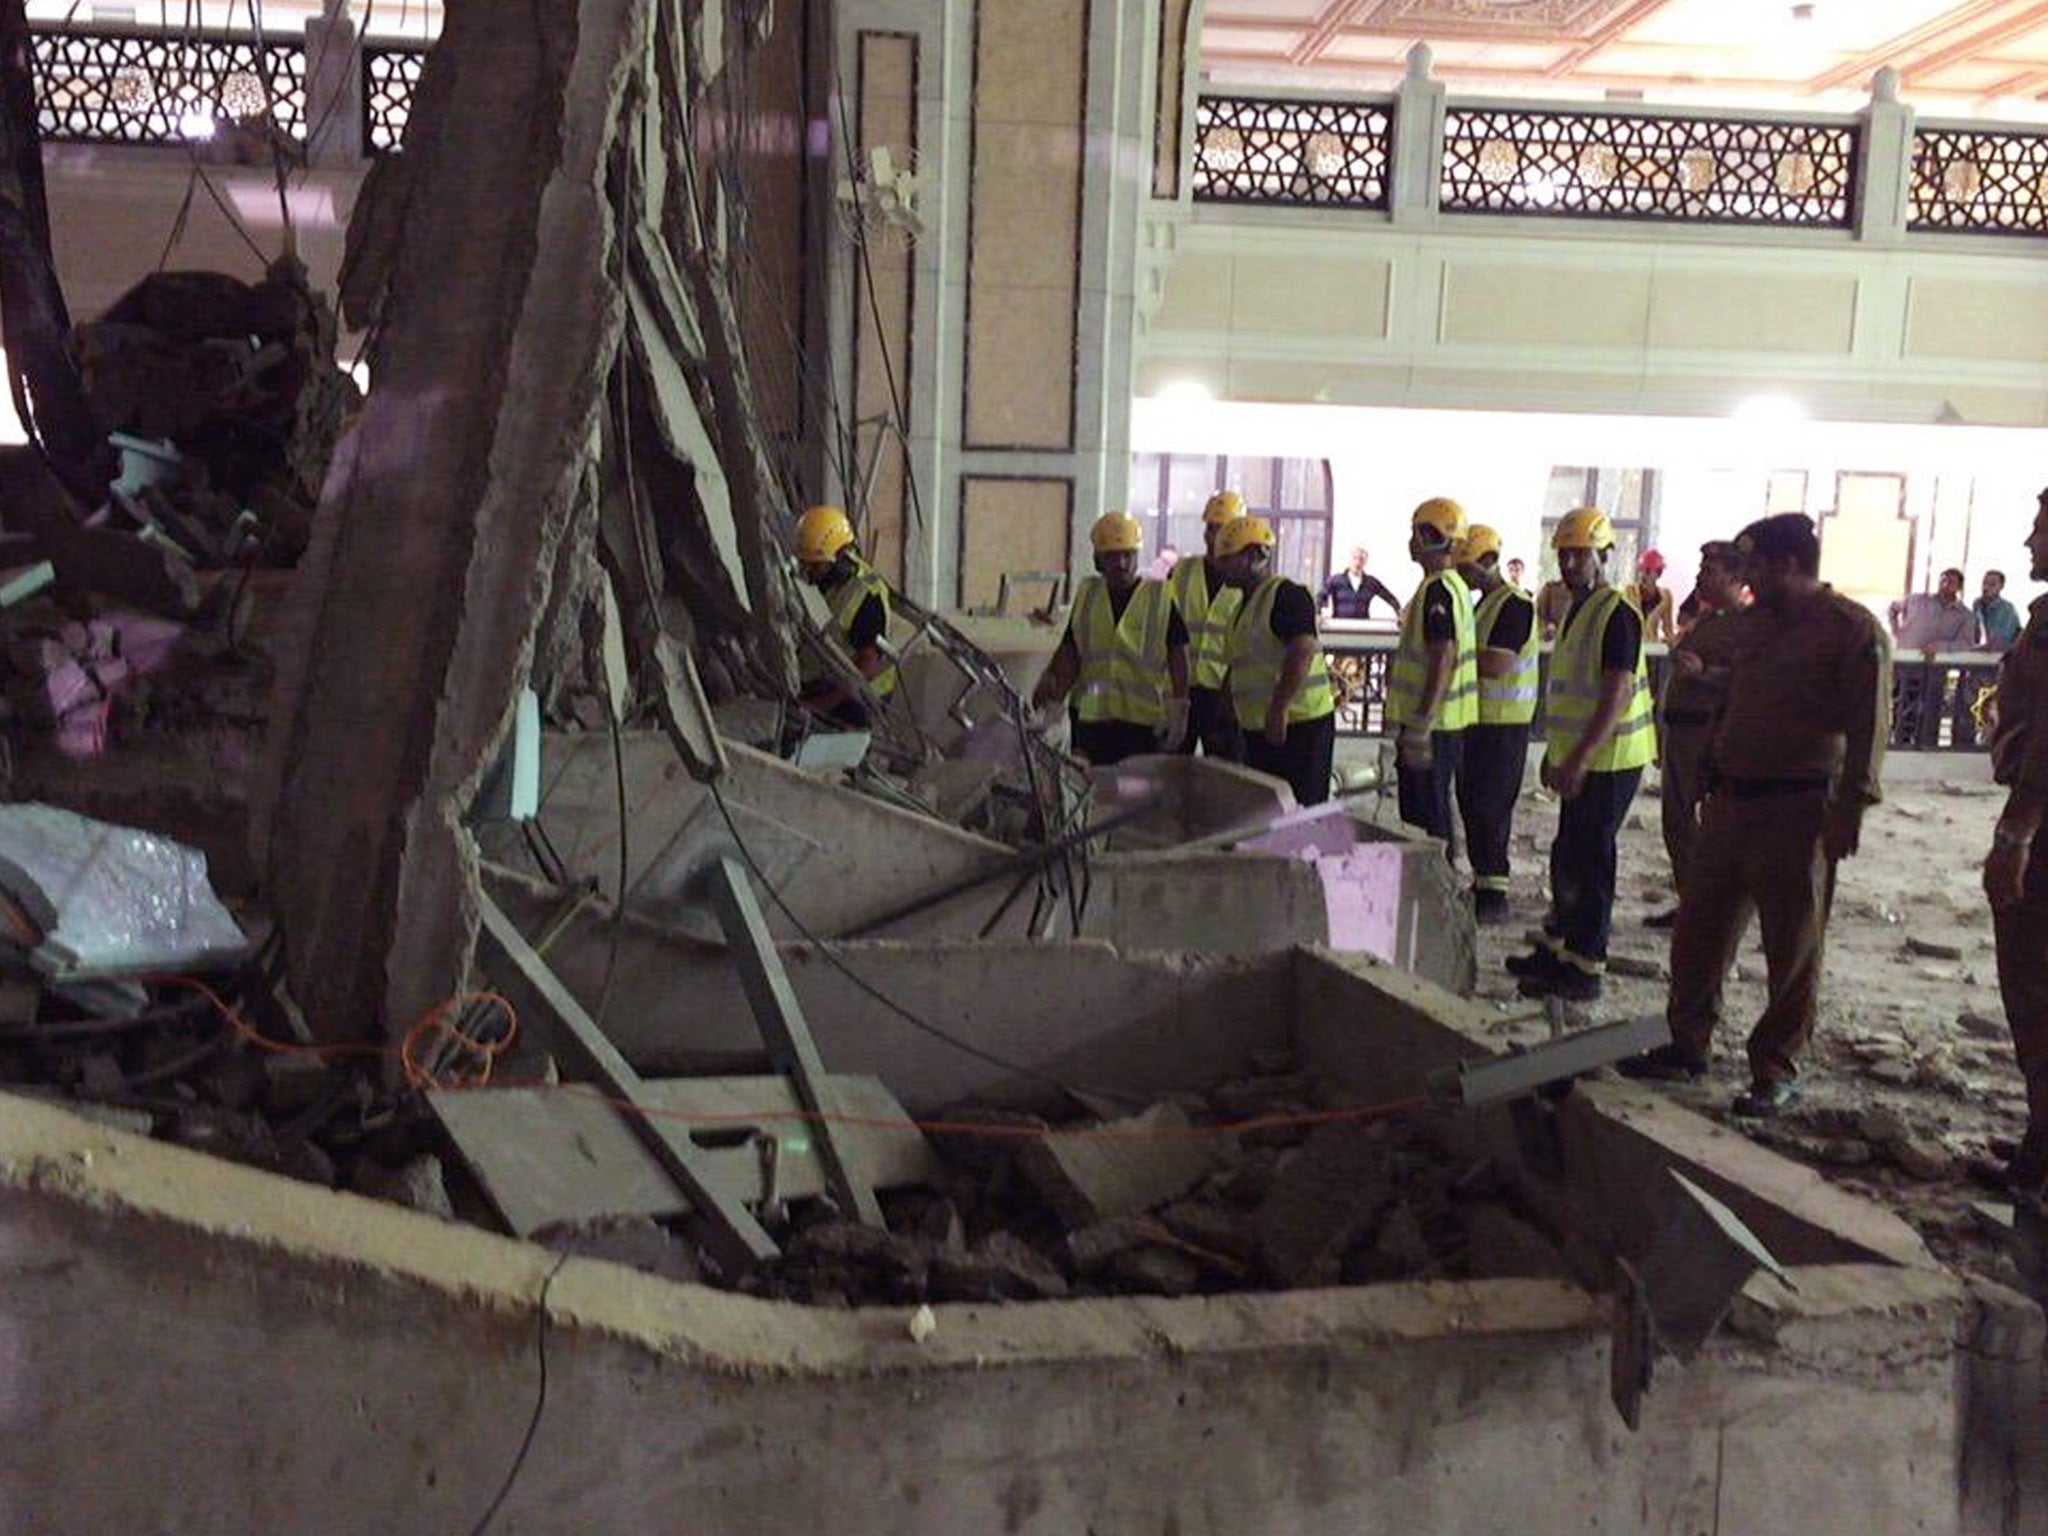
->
<box><xmin>1553</xmin><ymin>507</ymin><xmax>1615</xmax><ymax>553</ymax></box>
<box><xmin>1411</xmin><ymin>497</ymin><xmax>1467</xmax><ymax>544</ymax></box>
<box><xmin>1457</xmin><ymin>524</ymin><xmax>1502</xmax><ymax>564</ymax></box>
<box><xmin>1202</xmin><ymin>490</ymin><xmax>1246</xmax><ymax>526</ymax></box>
<box><xmin>795</xmin><ymin>504</ymin><xmax>856</xmax><ymax>563</ymax></box>
<box><xmin>1214</xmin><ymin>515</ymin><xmax>1276</xmax><ymax>559</ymax></box>
<box><xmin>1090</xmin><ymin>510</ymin><xmax>1143</xmax><ymax>554</ymax></box>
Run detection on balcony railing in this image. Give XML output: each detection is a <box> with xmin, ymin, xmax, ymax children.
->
<box><xmin>25</xmin><ymin>20</ymin><xmax>428</xmax><ymax>157</ymax></box>
<box><xmin>1910</xmin><ymin>124</ymin><xmax>2048</xmax><ymax>235</ymax></box>
<box><xmin>1192</xmin><ymin>95</ymin><xmax>1393</xmax><ymax>210</ymax></box>
<box><xmin>1193</xmin><ymin>74</ymin><xmax>2048</xmax><ymax>239</ymax></box>
<box><xmin>28</xmin><ymin>22</ymin><xmax>309</xmax><ymax>147</ymax></box>
<box><xmin>1439</xmin><ymin>105</ymin><xmax>1856</xmax><ymax>228</ymax></box>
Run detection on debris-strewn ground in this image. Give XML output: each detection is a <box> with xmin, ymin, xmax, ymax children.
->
<box><xmin>1451</xmin><ymin>764</ymin><xmax>2027</xmax><ymax>1287</ymax></box>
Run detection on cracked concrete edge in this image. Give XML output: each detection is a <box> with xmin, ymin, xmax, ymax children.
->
<box><xmin>0</xmin><ymin>1095</ymin><xmax>1620</xmax><ymax>1381</ymax></box>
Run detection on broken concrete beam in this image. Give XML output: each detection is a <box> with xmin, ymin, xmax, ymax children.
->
<box><xmin>255</xmin><ymin>0</ymin><xmax>651</xmax><ymax>1043</ymax></box>
<box><xmin>1254</xmin><ymin>1122</ymin><xmax>1396</xmax><ymax>1287</ymax></box>
<box><xmin>1016</xmin><ymin>1104</ymin><xmax>1224</xmax><ymax>1229</ymax></box>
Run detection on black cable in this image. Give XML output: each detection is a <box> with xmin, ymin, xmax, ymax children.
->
<box><xmin>464</xmin><ymin>1250</ymin><xmax>569</xmax><ymax>1536</ymax></box>
<box><xmin>706</xmin><ymin>779</ymin><xmax>1130</xmax><ymax>1105</ymax></box>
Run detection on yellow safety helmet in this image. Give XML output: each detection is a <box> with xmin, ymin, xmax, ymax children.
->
<box><xmin>1411</xmin><ymin>497</ymin><xmax>1468</xmax><ymax>545</ymax></box>
<box><xmin>1214</xmin><ymin>515</ymin><xmax>1276</xmax><ymax>559</ymax></box>
<box><xmin>1202</xmin><ymin>490</ymin><xmax>1246</xmax><ymax>526</ymax></box>
<box><xmin>1457</xmin><ymin>524</ymin><xmax>1502</xmax><ymax>565</ymax></box>
<box><xmin>795</xmin><ymin>504</ymin><xmax>856</xmax><ymax>564</ymax></box>
<box><xmin>1552</xmin><ymin>507</ymin><xmax>1615</xmax><ymax>553</ymax></box>
<box><xmin>1090</xmin><ymin>510</ymin><xmax>1144</xmax><ymax>554</ymax></box>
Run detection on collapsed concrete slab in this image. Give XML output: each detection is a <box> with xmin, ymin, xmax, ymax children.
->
<box><xmin>490</xmin><ymin>732</ymin><xmax>1475</xmax><ymax>993</ymax></box>
<box><xmin>0</xmin><ymin>932</ymin><xmax>2032</xmax><ymax>1534</ymax></box>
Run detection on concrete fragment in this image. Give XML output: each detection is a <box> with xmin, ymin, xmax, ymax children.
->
<box><xmin>1889</xmin><ymin>1137</ymin><xmax>1957</xmax><ymax>1183</ymax></box>
<box><xmin>534</xmin><ymin>1216</ymin><xmax>703</xmax><ymax>1285</ymax></box>
<box><xmin>354</xmin><ymin>1154</ymin><xmax>455</xmax><ymax>1221</ymax></box>
<box><xmin>1109</xmin><ymin>1244</ymin><xmax>1204</xmax><ymax>1296</ymax></box>
<box><xmin>1959</xmin><ymin>1009</ymin><xmax>2008</xmax><ymax>1042</ymax></box>
<box><xmin>1061</xmin><ymin>1216</ymin><xmax>1165</xmax><ymax>1273</ymax></box>
<box><xmin>1157</xmin><ymin>1200</ymin><xmax>1262</xmax><ymax>1264</ymax></box>
<box><xmin>4</xmin><ymin>1087</ymin><xmax>152</xmax><ymax>1137</ymax></box>
<box><xmin>1017</xmin><ymin>1104</ymin><xmax>1222</xmax><ymax>1229</ymax></box>
<box><xmin>1370</xmin><ymin>1203</ymin><xmax>1433</xmax><ymax>1273</ymax></box>
<box><xmin>1858</xmin><ymin>1105</ymin><xmax>1912</xmax><ymax>1146</ymax></box>
<box><xmin>1463</xmin><ymin>1202</ymin><xmax>1572</xmax><ymax>1281</ymax></box>
<box><xmin>1605</xmin><ymin>954</ymin><xmax>1666</xmax><ymax>981</ymax></box>
<box><xmin>1905</xmin><ymin>936</ymin><xmax>1966</xmax><ymax>961</ymax></box>
<box><xmin>935</xmin><ymin>1232</ymin><xmax>1071</xmax><ymax>1302</ymax></box>
<box><xmin>1254</xmin><ymin>1123</ymin><xmax>1395</xmax><ymax>1287</ymax></box>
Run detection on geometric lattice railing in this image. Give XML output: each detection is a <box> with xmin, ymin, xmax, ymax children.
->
<box><xmin>1192</xmin><ymin>94</ymin><xmax>1393</xmax><ymax>209</ymax></box>
<box><xmin>1440</xmin><ymin>106</ymin><xmax>1858</xmax><ymax>228</ymax></box>
<box><xmin>29</xmin><ymin>23</ymin><xmax>308</xmax><ymax>146</ymax></box>
<box><xmin>1910</xmin><ymin>126</ymin><xmax>2048</xmax><ymax>235</ymax></box>
<box><xmin>362</xmin><ymin>43</ymin><xmax>427</xmax><ymax>154</ymax></box>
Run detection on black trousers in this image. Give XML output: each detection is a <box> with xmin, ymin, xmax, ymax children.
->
<box><xmin>1458</xmin><ymin>721</ymin><xmax>1528</xmax><ymax>893</ymax></box>
<box><xmin>1181</xmin><ymin>685</ymin><xmax>1244</xmax><ymax>761</ymax></box>
<box><xmin>1243</xmin><ymin>713</ymin><xmax>1336</xmax><ymax>806</ymax></box>
<box><xmin>1072</xmin><ymin>717</ymin><xmax>1157</xmax><ymax>767</ymax></box>
<box><xmin>1397</xmin><ymin>729</ymin><xmax>1465</xmax><ymax>849</ymax></box>
<box><xmin>1544</xmin><ymin>766</ymin><xmax>1642</xmax><ymax>973</ymax></box>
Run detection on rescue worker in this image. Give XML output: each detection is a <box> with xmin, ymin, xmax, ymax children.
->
<box><xmin>795</xmin><ymin>503</ymin><xmax>897</xmax><ymax>727</ymax></box>
<box><xmin>1167</xmin><ymin>491</ymin><xmax>1247</xmax><ymax>760</ymax></box>
<box><xmin>1217</xmin><ymin>516</ymin><xmax>1337</xmax><ymax>806</ymax></box>
<box><xmin>1387</xmin><ymin>497</ymin><xmax>1479</xmax><ymax>850</ymax></box>
<box><xmin>1456</xmin><ymin>524</ymin><xmax>1537</xmax><ymax>925</ymax></box>
<box><xmin>1646</xmin><ymin>540</ymin><xmax>1749</xmax><ymax>929</ymax></box>
<box><xmin>1621</xmin><ymin>514</ymin><xmax>1890</xmax><ymax>1118</ymax></box>
<box><xmin>1029</xmin><ymin>511</ymin><xmax>1190</xmax><ymax>767</ymax></box>
<box><xmin>1506</xmin><ymin>508</ymin><xmax>1653</xmax><ymax>1002</ymax></box>
<box><xmin>1982</xmin><ymin>488</ymin><xmax>2048</xmax><ymax>1199</ymax></box>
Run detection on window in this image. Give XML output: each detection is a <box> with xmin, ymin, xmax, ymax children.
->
<box><xmin>1537</xmin><ymin>465</ymin><xmax>1659</xmax><ymax>586</ymax></box>
<box><xmin>1128</xmin><ymin>452</ymin><xmax>1334</xmax><ymax>590</ymax></box>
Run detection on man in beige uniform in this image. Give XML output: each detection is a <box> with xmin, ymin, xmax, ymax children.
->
<box><xmin>1984</xmin><ymin>488</ymin><xmax>2048</xmax><ymax>1199</ymax></box>
<box><xmin>1647</xmin><ymin>540</ymin><xmax>1749</xmax><ymax>929</ymax></box>
<box><xmin>1622</xmin><ymin>514</ymin><xmax>1891</xmax><ymax>1118</ymax></box>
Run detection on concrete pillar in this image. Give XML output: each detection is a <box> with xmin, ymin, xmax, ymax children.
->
<box><xmin>304</xmin><ymin>0</ymin><xmax>364</xmax><ymax>167</ymax></box>
<box><xmin>825</xmin><ymin>0</ymin><xmax>1151</xmax><ymax>609</ymax></box>
<box><xmin>1855</xmin><ymin>67</ymin><xmax>1915</xmax><ymax>247</ymax></box>
<box><xmin>1389</xmin><ymin>43</ymin><xmax>1444</xmax><ymax>229</ymax></box>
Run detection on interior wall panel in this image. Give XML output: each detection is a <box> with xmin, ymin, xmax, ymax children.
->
<box><xmin>957</xmin><ymin>475</ymin><xmax>1074</xmax><ymax>608</ymax></box>
<box><xmin>852</xmin><ymin>31</ymin><xmax>919</xmax><ymax>586</ymax></box>
<box><xmin>964</xmin><ymin>0</ymin><xmax>1088</xmax><ymax>450</ymax></box>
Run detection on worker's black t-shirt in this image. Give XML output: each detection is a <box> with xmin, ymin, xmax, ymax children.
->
<box><xmin>1563</xmin><ymin>588</ymin><xmax>1643</xmax><ymax>673</ymax></box>
<box><xmin>839</xmin><ymin>591</ymin><xmax>886</xmax><ymax>652</ymax></box>
<box><xmin>1268</xmin><ymin>581</ymin><xmax>1317</xmax><ymax>642</ymax></box>
<box><xmin>1419</xmin><ymin>577</ymin><xmax>1456</xmax><ymax>645</ymax></box>
<box><xmin>1484</xmin><ymin>591</ymin><xmax>1535</xmax><ymax>654</ymax></box>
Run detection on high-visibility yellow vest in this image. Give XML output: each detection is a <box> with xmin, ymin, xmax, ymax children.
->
<box><xmin>1475</xmin><ymin>583</ymin><xmax>1539</xmax><ymax>727</ymax></box>
<box><xmin>1544</xmin><ymin>584</ymin><xmax>1653</xmax><ymax>771</ymax></box>
<box><xmin>1226</xmin><ymin>577</ymin><xmax>1335</xmax><ymax>730</ymax></box>
<box><xmin>829</xmin><ymin>557</ymin><xmax>897</xmax><ymax>698</ymax></box>
<box><xmin>1386</xmin><ymin>567</ymin><xmax>1478</xmax><ymax>732</ymax></box>
<box><xmin>1168</xmin><ymin>557</ymin><xmax>1243</xmax><ymax>691</ymax></box>
<box><xmin>1070</xmin><ymin>576</ymin><xmax>1173</xmax><ymax>727</ymax></box>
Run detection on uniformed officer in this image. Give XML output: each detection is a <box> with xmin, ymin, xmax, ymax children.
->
<box><xmin>1506</xmin><ymin>508</ymin><xmax>1653</xmax><ymax>1002</ymax></box>
<box><xmin>795</xmin><ymin>503</ymin><xmax>898</xmax><ymax>727</ymax></box>
<box><xmin>1621</xmin><ymin>513</ymin><xmax>1891</xmax><ymax>1118</ymax></box>
<box><xmin>1029</xmin><ymin>511</ymin><xmax>1190</xmax><ymax>767</ymax></box>
<box><xmin>1456</xmin><ymin>523</ymin><xmax>1538</xmax><ymax>925</ymax></box>
<box><xmin>1216</xmin><ymin>516</ymin><xmax>1338</xmax><ymax>806</ymax></box>
<box><xmin>1387</xmin><ymin>497</ymin><xmax>1479</xmax><ymax>851</ymax></box>
<box><xmin>1167</xmin><ymin>491</ymin><xmax>1247</xmax><ymax>761</ymax></box>
<box><xmin>1983</xmin><ymin>487</ymin><xmax>2048</xmax><ymax>1198</ymax></box>
<box><xmin>1647</xmin><ymin>540</ymin><xmax>1749</xmax><ymax>929</ymax></box>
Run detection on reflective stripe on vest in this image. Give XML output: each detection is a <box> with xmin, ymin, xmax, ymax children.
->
<box><xmin>1072</xmin><ymin>576</ymin><xmax>1172</xmax><ymax>727</ymax></box>
<box><xmin>1475</xmin><ymin>583</ymin><xmax>1539</xmax><ymax>727</ymax></box>
<box><xmin>1386</xmin><ymin>567</ymin><xmax>1478</xmax><ymax>732</ymax></box>
<box><xmin>1169</xmin><ymin>557</ymin><xmax>1243</xmax><ymax>690</ymax></box>
<box><xmin>1544</xmin><ymin>585</ymin><xmax>1653</xmax><ymax>771</ymax></box>
<box><xmin>830</xmin><ymin>558</ymin><xmax>897</xmax><ymax>698</ymax></box>
<box><xmin>1226</xmin><ymin>577</ymin><xmax>1335</xmax><ymax>730</ymax></box>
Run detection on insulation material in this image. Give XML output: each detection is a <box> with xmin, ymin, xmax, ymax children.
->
<box><xmin>0</xmin><ymin>803</ymin><xmax>247</xmax><ymax>978</ymax></box>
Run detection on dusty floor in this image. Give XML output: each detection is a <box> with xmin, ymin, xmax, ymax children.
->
<box><xmin>1367</xmin><ymin>759</ymin><xmax>2031</xmax><ymax>1286</ymax></box>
